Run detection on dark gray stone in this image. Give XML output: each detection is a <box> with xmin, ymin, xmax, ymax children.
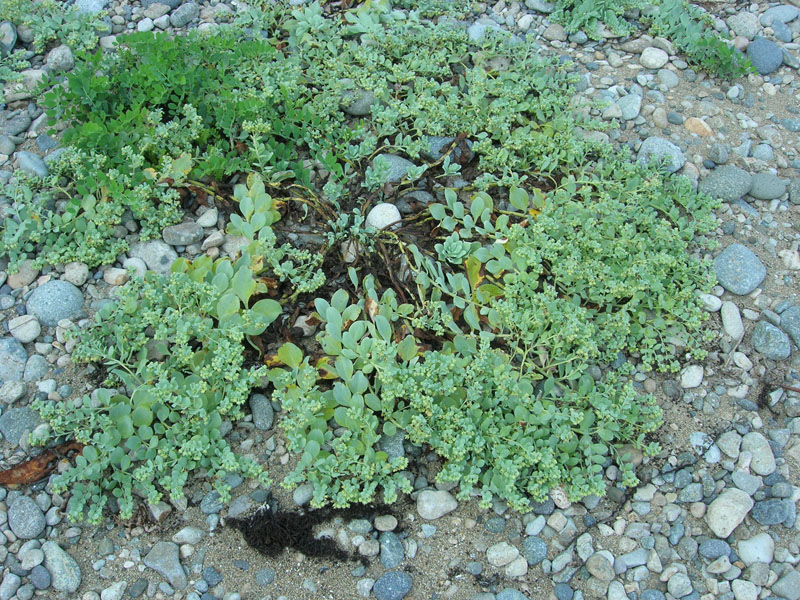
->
<box><xmin>521</xmin><ymin>536</ymin><xmax>547</xmax><ymax>565</ymax></box>
<box><xmin>713</xmin><ymin>243</ymin><xmax>765</xmax><ymax>295</ymax></box>
<box><xmin>0</xmin><ymin>407</ymin><xmax>40</xmax><ymax>446</ymax></box>
<box><xmin>699</xmin><ymin>165</ymin><xmax>752</xmax><ymax>202</ymax></box>
<box><xmin>421</xmin><ymin>136</ymin><xmax>474</xmax><ymax>163</ymax></box>
<box><xmin>707</xmin><ymin>143</ymin><xmax>729</xmax><ymax>165</ymax></box>
<box><xmin>162</xmin><ymin>223</ymin><xmax>203</xmax><ymax>246</ymax></box>
<box><xmin>752</xmin><ymin>499</ymin><xmax>793</xmax><ymax>525</ymax></box>
<box><xmin>202</xmin><ymin>567</ymin><xmax>222</xmax><ymax>587</ymax></box>
<box><xmin>554</xmin><ymin>583</ymin><xmax>573</xmax><ymax>600</ymax></box>
<box><xmin>3</xmin><ymin>113</ymin><xmax>30</xmax><ymax>136</ymax></box>
<box><xmin>373</xmin><ymin>571</ymin><xmax>412</xmax><ymax>600</ymax></box>
<box><xmin>699</xmin><ymin>539</ymin><xmax>730</xmax><ymax>560</ymax></box>
<box><xmin>200</xmin><ymin>491</ymin><xmax>223</xmax><ymax>515</ymax></box>
<box><xmin>26</xmin><ymin>280</ymin><xmax>84</xmax><ymax>327</ymax></box>
<box><xmin>16</xmin><ymin>152</ymin><xmax>48</xmax><ymax>179</ymax></box>
<box><xmin>751</xmin><ymin>322</ymin><xmax>792</xmax><ymax>361</ymax></box>
<box><xmin>249</xmin><ymin>394</ymin><xmax>274</xmax><ymax>431</ymax></box>
<box><xmin>0</xmin><ymin>21</ymin><xmax>17</xmax><ymax>55</ymax></box>
<box><xmin>29</xmin><ymin>565</ymin><xmax>50</xmax><ymax>590</ymax></box>
<box><xmin>379</xmin><ymin>531</ymin><xmax>405</xmax><ymax>568</ymax></box>
<box><xmin>747</xmin><ymin>37</ymin><xmax>784</xmax><ymax>75</ymax></box>
<box><xmin>373</xmin><ymin>154</ymin><xmax>417</xmax><ymax>183</ymax></box>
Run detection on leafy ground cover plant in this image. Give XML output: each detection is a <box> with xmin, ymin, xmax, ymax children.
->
<box><xmin>30</xmin><ymin>176</ymin><xmax>314</xmax><ymax>523</ymax></box>
<box><xmin>19</xmin><ymin>0</ymin><xmax>730</xmax><ymax>522</ymax></box>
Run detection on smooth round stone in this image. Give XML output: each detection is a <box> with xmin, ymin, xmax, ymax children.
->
<box><xmin>0</xmin><ymin>20</ymin><xmax>17</xmax><ymax>54</ymax></box>
<box><xmin>249</xmin><ymin>394</ymin><xmax>274</xmax><ymax>431</ymax></box>
<box><xmin>521</xmin><ymin>536</ymin><xmax>547</xmax><ymax>565</ymax></box>
<box><xmin>16</xmin><ymin>152</ymin><xmax>49</xmax><ymax>179</ymax></box>
<box><xmin>699</xmin><ymin>165</ymin><xmax>752</xmax><ymax>202</ymax></box>
<box><xmin>748</xmin><ymin>172</ymin><xmax>787</xmax><ymax>200</ymax></box>
<box><xmin>162</xmin><ymin>223</ymin><xmax>204</xmax><ymax>246</ymax></box>
<box><xmin>699</xmin><ymin>539</ymin><xmax>730</xmax><ymax>560</ymax></box>
<box><xmin>44</xmin><ymin>45</ymin><xmax>74</xmax><ymax>72</ymax></box>
<box><xmin>751</xmin><ymin>322</ymin><xmax>791</xmax><ymax>361</ymax></box>
<box><xmin>640</xmin><ymin>47</ymin><xmax>669</xmax><ymax>69</ymax></box>
<box><xmin>8</xmin><ymin>496</ymin><xmax>46</xmax><ymax>539</ymax></box>
<box><xmin>713</xmin><ymin>244</ymin><xmax>765</xmax><ymax>296</ymax></box>
<box><xmin>170</xmin><ymin>1</ymin><xmax>199</xmax><ymax>27</ymax></box>
<box><xmin>487</xmin><ymin>542</ymin><xmax>519</xmax><ymax>567</ymax></box>
<box><xmin>26</xmin><ymin>280</ymin><xmax>84</xmax><ymax>327</ymax></box>
<box><xmin>721</xmin><ymin>302</ymin><xmax>745</xmax><ymax>340</ymax></box>
<box><xmin>366</xmin><ymin>203</ymin><xmax>401</xmax><ymax>231</ymax></box>
<box><xmin>0</xmin><ymin>337</ymin><xmax>28</xmax><ymax>382</ymax></box>
<box><xmin>3</xmin><ymin>113</ymin><xmax>31</xmax><ymax>136</ymax></box>
<box><xmin>0</xmin><ymin>406</ymin><xmax>39</xmax><ymax>445</ymax></box>
<box><xmin>292</xmin><ymin>483</ymin><xmax>314</xmax><ymax>506</ymax></box>
<box><xmin>8</xmin><ymin>315</ymin><xmax>41</xmax><ymax>343</ymax></box>
<box><xmin>680</xmin><ymin>365</ymin><xmax>704</xmax><ymax>389</ymax></box>
<box><xmin>741</xmin><ymin>432</ymin><xmax>776</xmax><ymax>476</ymax></box>
<box><xmin>127</xmin><ymin>240</ymin><xmax>178</xmax><ymax>277</ymax></box>
<box><xmin>751</xmin><ymin>499</ymin><xmax>793</xmax><ymax>525</ymax></box>
<box><xmin>29</xmin><ymin>565</ymin><xmax>50</xmax><ymax>590</ymax></box>
<box><xmin>42</xmin><ymin>542</ymin><xmax>81</xmax><ymax>594</ymax></box>
<box><xmin>705</xmin><ymin>488</ymin><xmax>753</xmax><ymax>538</ymax></box>
<box><xmin>747</xmin><ymin>37</ymin><xmax>784</xmax><ymax>75</ymax></box>
<box><xmin>255</xmin><ymin>568</ymin><xmax>275</xmax><ymax>586</ymax></box>
<box><xmin>379</xmin><ymin>532</ymin><xmax>404</xmax><ymax>568</ymax></box>
<box><xmin>586</xmin><ymin>553</ymin><xmax>614</xmax><ymax>581</ymax></box>
<box><xmin>372</xmin><ymin>154</ymin><xmax>416</xmax><ymax>184</ymax></box>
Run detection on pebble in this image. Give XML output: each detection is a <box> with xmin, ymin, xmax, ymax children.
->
<box><xmin>781</xmin><ymin>305</ymin><xmax>800</xmax><ymax>347</ymax></box>
<box><xmin>741</xmin><ymin>432</ymin><xmax>776</xmax><ymax>475</ymax></box>
<box><xmin>705</xmin><ymin>488</ymin><xmax>753</xmax><ymax>538</ymax></box>
<box><xmin>127</xmin><ymin>240</ymin><xmax>178</xmax><ymax>276</ymax></box>
<box><xmin>521</xmin><ymin>536</ymin><xmax>547</xmax><ymax>565</ymax></box>
<box><xmin>170</xmin><ymin>2</ymin><xmax>200</xmax><ymax>27</ymax></box>
<box><xmin>487</xmin><ymin>542</ymin><xmax>520</xmax><ymax>567</ymax></box>
<box><xmin>720</xmin><ymin>301</ymin><xmax>745</xmax><ymax>340</ymax></box>
<box><xmin>680</xmin><ymin>365</ymin><xmax>704</xmax><ymax>389</ymax></box>
<box><xmin>737</xmin><ymin>532</ymin><xmax>774</xmax><ymax>565</ymax></box>
<box><xmin>751</xmin><ymin>321</ymin><xmax>792</xmax><ymax>360</ymax></box>
<box><xmin>373</xmin><ymin>154</ymin><xmax>417</xmax><ymax>183</ymax></box>
<box><xmin>143</xmin><ymin>542</ymin><xmax>186</xmax><ymax>590</ymax></box>
<box><xmin>8</xmin><ymin>315</ymin><xmax>41</xmax><ymax>343</ymax></box>
<box><xmin>8</xmin><ymin>495</ymin><xmax>45</xmax><ymax>539</ymax></box>
<box><xmin>366</xmin><ymin>203</ymin><xmax>401</xmax><ymax>231</ymax></box>
<box><xmin>63</xmin><ymin>262</ymin><xmax>89</xmax><ymax>286</ymax></box>
<box><xmin>0</xmin><ymin>337</ymin><xmax>28</xmax><ymax>383</ymax></box>
<box><xmin>16</xmin><ymin>152</ymin><xmax>49</xmax><ymax>179</ymax></box>
<box><xmin>0</xmin><ymin>406</ymin><xmax>40</xmax><ymax>445</ymax></box>
<box><xmin>699</xmin><ymin>165</ymin><xmax>752</xmax><ymax>202</ymax></box>
<box><xmin>749</xmin><ymin>172</ymin><xmax>787</xmax><ymax>200</ymax></box>
<box><xmin>713</xmin><ymin>244</ymin><xmax>766</xmax><ymax>295</ymax></box>
<box><xmin>379</xmin><ymin>532</ymin><xmax>405</xmax><ymax>568</ymax></box>
<box><xmin>586</xmin><ymin>553</ymin><xmax>615</xmax><ymax>581</ymax></box>
<box><xmin>637</xmin><ymin>136</ymin><xmax>685</xmax><ymax>173</ymax></box>
<box><xmin>416</xmin><ymin>490</ymin><xmax>457</xmax><ymax>520</ymax></box>
<box><xmin>163</xmin><ymin>223</ymin><xmax>204</xmax><ymax>246</ymax></box>
<box><xmin>640</xmin><ymin>47</ymin><xmax>669</xmax><ymax>69</ymax></box>
<box><xmin>747</xmin><ymin>37</ymin><xmax>784</xmax><ymax>74</ymax></box>
<box><xmin>751</xmin><ymin>498</ymin><xmax>793</xmax><ymax>525</ymax></box>
<box><xmin>42</xmin><ymin>542</ymin><xmax>81</xmax><ymax>593</ymax></box>
<box><xmin>293</xmin><ymin>483</ymin><xmax>314</xmax><ymax>506</ymax></box>
<box><xmin>249</xmin><ymin>393</ymin><xmax>274</xmax><ymax>431</ymax></box>
<box><xmin>26</xmin><ymin>280</ymin><xmax>84</xmax><ymax>327</ymax></box>
<box><xmin>100</xmin><ymin>581</ymin><xmax>127</xmax><ymax>600</ymax></box>
<box><xmin>372</xmin><ymin>571</ymin><xmax>412</xmax><ymax>600</ymax></box>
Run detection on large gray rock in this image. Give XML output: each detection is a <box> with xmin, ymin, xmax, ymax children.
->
<box><xmin>42</xmin><ymin>542</ymin><xmax>81</xmax><ymax>593</ymax></box>
<box><xmin>747</xmin><ymin>37</ymin><xmax>784</xmax><ymax>75</ymax></box>
<box><xmin>162</xmin><ymin>223</ymin><xmax>203</xmax><ymax>246</ymax></box>
<box><xmin>713</xmin><ymin>243</ymin><xmax>765</xmax><ymax>295</ymax></box>
<box><xmin>26</xmin><ymin>280</ymin><xmax>84</xmax><ymax>327</ymax></box>
<box><xmin>699</xmin><ymin>165</ymin><xmax>752</xmax><ymax>201</ymax></box>
<box><xmin>170</xmin><ymin>2</ymin><xmax>200</xmax><ymax>27</ymax></box>
<box><xmin>751</xmin><ymin>321</ymin><xmax>792</xmax><ymax>360</ymax></box>
<box><xmin>372</xmin><ymin>154</ymin><xmax>417</xmax><ymax>183</ymax></box>
<box><xmin>637</xmin><ymin>137</ymin><xmax>685</xmax><ymax>173</ymax></box>
<box><xmin>741</xmin><ymin>432</ymin><xmax>776</xmax><ymax>475</ymax></box>
<box><xmin>249</xmin><ymin>393</ymin><xmax>274</xmax><ymax>431</ymax></box>
<box><xmin>0</xmin><ymin>337</ymin><xmax>27</xmax><ymax>383</ymax></box>
<box><xmin>143</xmin><ymin>542</ymin><xmax>186</xmax><ymax>590</ymax></box>
<box><xmin>7</xmin><ymin>495</ymin><xmax>46</xmax><ymax>539</ymax></box>
<box><xmin>726</xmin><ymin>12</ymin><xmax>760</xmax><ymax>40</ymax></box>
<box><xmin>16</xmin><ymin>152</ymin><xmax>48</xmax><ymax>179</ymax></box>
<box><xmin>3</xmin><ymin>113</ymin><xmax>30</xmax><ymax>136</ymax></box>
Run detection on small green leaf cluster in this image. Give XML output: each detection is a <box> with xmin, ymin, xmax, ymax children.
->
<box><xmin>268</xmin><ymin>282</ymin><xmax>414</xmax><ymax>508</ymax></box>
<box><xmin>33</xmin><ymin>271</ymin><xmax>272</xmax><ymax>523</ymax></box>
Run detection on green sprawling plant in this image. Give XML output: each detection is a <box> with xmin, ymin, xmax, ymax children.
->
<box><xmin>20</xmin><ymin>0</ymin><xmax>730</xmax><ymax>522</ymax></box>
<box><xmin>31</xmin><ymin>175</ymin><xmax>324</xmax><ymax>523</ymax></box>
<box><xmin>0</xmin><ymin>0</ymin><xmax>108</xmax><ymax>54</ymax></box>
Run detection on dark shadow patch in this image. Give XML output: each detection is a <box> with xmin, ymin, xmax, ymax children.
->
<box><xmin>226</xmin><ymin>497</ymin><xmax>403</xmax><ymax>565</ymax></box>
